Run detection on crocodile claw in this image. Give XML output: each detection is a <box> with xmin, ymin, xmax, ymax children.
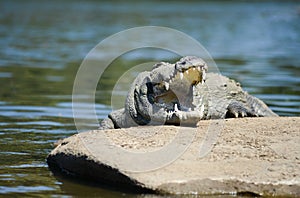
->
<box><xmin>226</xmin><ymin>101</ymin><xmax>258</xmax><ymax>118</ymax></box>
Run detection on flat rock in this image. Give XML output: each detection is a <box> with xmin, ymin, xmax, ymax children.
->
<box><xmin>47</xmin><ymin>117</ymin><xmax>300</xmax><ymax>196</ymax></box>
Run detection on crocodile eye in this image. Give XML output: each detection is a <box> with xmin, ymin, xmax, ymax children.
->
<box><xmin>181</xmin><ymin>61</ymin><xmax>186</xmax><ymax>65</ymax></box>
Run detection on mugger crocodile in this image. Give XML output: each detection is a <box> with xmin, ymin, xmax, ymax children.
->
<box><xmin>99</xmin><ymin>56</ymin><xmax>277</xmax><ymax>129</ymax></box>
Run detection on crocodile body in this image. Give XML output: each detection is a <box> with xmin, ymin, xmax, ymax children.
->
<box><xmin>99</xmin><ymin>56</ymin><xmax>277</xmax><ymax>129</ymax></box>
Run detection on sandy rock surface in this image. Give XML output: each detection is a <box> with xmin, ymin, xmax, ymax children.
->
<box><xmin>47</xmin><ymin>117</ymin><xmax>300</xmax><ymax>196</ymax></box>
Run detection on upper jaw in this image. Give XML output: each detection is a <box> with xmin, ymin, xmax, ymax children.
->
<box><xmin>150</xmin><ymin>56</ymin><xmax>208</xmax><ymax>85</ymax></box>
<box><xmin>175</xmin><ymin>56</ymin><xmax>207</xmax><ymax>72</ymax></box>
<box><xmin>150</xmin><ymin>62</ymin><xmax>207</xmax><ymax>113</ymax></box>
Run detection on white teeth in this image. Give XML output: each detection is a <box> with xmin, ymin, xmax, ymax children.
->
<box><xmin>202</xmin><ymin>71</ymin><xmax>206</xmax><ymax>84</ymax></box>
<box><xmin>193</xmin><ymin>68</ymin><xmax>196</xmax><ymax>71</ymax></box>
<box><xmin>180</xmin><ymin>72</ymin><xmax>184</xmax><ymax>80</ymax></box>
<box><xmin>185</xmin><ymin>70</ymin><xmax>189</xmax><ymax>74</ymax></box>
<box><xmin>169</xmin><ymin>79</ymin><xmax>172</xmax><ymax>83</ymax></box>
<box><xmin>165</xmin><ymin>82</ymin><xmax>169</xmax><ymax>91</ymax></box>
<box><xmin>200</xmin><ymin>104</ymin><xmax>205</xmax><ymax>118</ymax></box>
<box><xmin>174</xmin><ymin>103</ymin><xmax>179</xmax><ymax>111</ymax></box>
<box><xmin>200</xmin><ymin>104</ymin><xmax>204</xmax><ymax>113</ymax></box>
<box><xmin>197</xmin><ymin>66</ymin><xmax>201</xmax><ymax>71</ymax></box>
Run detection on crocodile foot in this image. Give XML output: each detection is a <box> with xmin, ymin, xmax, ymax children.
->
<box><xmin>226</xmin><ymin>101</ymin><xmax>258</xmax><ymax>118</ymax></box>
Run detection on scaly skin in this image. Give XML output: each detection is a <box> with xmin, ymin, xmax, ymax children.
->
<box><xmin>99</xmin><ymin>56</ymin><xmax>277</xmax><ymax>129</ymax></box>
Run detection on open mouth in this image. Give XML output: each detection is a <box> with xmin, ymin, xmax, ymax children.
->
<box><xmin>129</xmin><ymin>56</ymin><xmax>208</xmax><ymax>125</ymax></box>
<box><xmin>149</xmin><ymin>64</ymin><xmax>206</xmax><ymax>114</ymax></box>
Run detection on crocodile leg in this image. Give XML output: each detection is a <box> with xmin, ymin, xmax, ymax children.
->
<box><xmin>99</xmin><ymin>118</ymin><xmax>115</xmax><ymax>130</ymax></box>
<box><xmin>245</xmin><ymin>95</ymin><xmax>278</xmax><ymax>117</ymax></box>
<box><xmin>226</xmin><ymin>101</ymin><xmax>257</xmax><ymax>118</ymax></box>
<box><xmin>99</xmin><ymin>108</ymin><xmax>137</xmax><ymax>129</ymax></box>
<box><xmin>226</xmin><ymin>94</ymin><xmax>278</xmax><ymax>118</ymax></box>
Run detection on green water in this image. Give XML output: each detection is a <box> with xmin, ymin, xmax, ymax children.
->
<box><xmin>0</xmin><ymin>0</ymin><xmax>299</xmax><ymax>197</ymax></box>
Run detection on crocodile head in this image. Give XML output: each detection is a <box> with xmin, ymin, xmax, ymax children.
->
<box><xmin>126</xmin><ymin>56</ymin><xmax>208</xmax><ymax>125</ymax></box>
